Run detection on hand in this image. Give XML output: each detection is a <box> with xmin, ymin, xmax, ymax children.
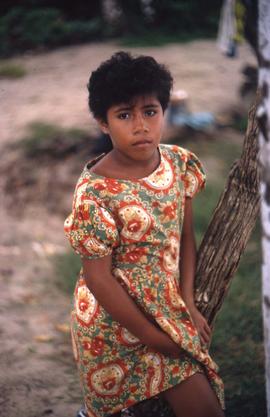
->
<box><xmin>187</xmin><ymin>303</ymin><xmax>212</xmax><ymax>348</ymax></box>
<box><xmin>156</xmin><ymin>330</ymin><xmax>183</xmax><ymax>358</ymax></box>
<box><xmin>145</xmin><ymin>327</ymin><xmax>182</xmax><ymax>359</ymax></box>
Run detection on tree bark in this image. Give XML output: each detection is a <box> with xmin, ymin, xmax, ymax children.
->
<box><xmin>195</xmin><ymin>93</ymin><xmax>260</xmax><ymax>327</ymax></box>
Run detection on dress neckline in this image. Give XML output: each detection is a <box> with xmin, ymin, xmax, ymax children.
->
<box><xmin>85</xmin><ymin>145</ymin><xmax>164</xmax><ymax>182</ymax></box>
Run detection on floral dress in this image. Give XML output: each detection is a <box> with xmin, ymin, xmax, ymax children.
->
<box><xmin>64</xmin><ymin>144</ymin><xmax>225</xmax><ymax>417</ymax></box>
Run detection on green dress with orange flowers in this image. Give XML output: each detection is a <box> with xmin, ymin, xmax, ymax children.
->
<box><xmin>64</xmin><ymin>144</ymin><xmax>225</xmax><ymax>417</ymax></box>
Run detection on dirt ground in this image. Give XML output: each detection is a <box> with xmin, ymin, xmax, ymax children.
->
<box><xmin>0</xmin><ymin>40</ymin><xmax>256</xmax><ymax>417</ymax></box>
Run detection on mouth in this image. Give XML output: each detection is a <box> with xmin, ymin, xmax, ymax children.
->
<box><xmin>132</xmin><ymin>139</ymin><xmax>152</xmax><ymax>147</ymax></box>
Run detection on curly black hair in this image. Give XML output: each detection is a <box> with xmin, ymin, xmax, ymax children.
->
<box><xmin>88</xmin><ymin>51</ymin><xmax>173</xmax><ymax>122</ymax></box>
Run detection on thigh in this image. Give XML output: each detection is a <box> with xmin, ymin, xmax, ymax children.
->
<box><xmin>161</xmin><ymin>372</ymin><xmax>225</xmax><ymax>417</ymax></box>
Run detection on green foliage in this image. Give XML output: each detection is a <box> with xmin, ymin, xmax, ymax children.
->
<box><xmin>151</xmin><ymin>0</ymin><xmax>222</xmax><ymax>33</ymax></box>
<box><xmin>0</xmin><ymin>0</ymin><xmax>102</xmax><ymax>21</ymax></box>
<box><xmin>0</xmin><ymin>1</ymin><xmax>223</xmax><ymax>56</ymax></box>
<box><xmin>0</xmin><ymin>62</ymin><xmax>26</xmax><ymax>78</ymax></box>
<box><xmin>0</xmin><ymin>7</ymin><xmax>102</xmax><ymax>57</ymax></box>
<box><xmin>115</xmin><ymin>0</ymin><xmax>222</xmax><ymax>38</ymax></box>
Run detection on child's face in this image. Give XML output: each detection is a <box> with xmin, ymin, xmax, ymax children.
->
<box><xmin>97</xmin><ymin>94</ymin><xmax>165</xmax><ymax>161</ymax></box>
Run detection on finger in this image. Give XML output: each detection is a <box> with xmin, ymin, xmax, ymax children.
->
<box><xmin>201</xmin><ymin>338</ymin><xmax>210</xmax><ymax>349</ymax></box>
<box><xmin>204</xmin><ymin>323</ymin><xmax>212</xmax><ymax>335</ymax></box>
<box><xmin>200</xmin><ymin>336</ymin><xmax>208</xmax><ymax>348</ymax></box>
<box><xmin>200</xmin><ymin>329</ymin><xmax>210</xmax><ymax>345</ymax></box>
<box><xmin>200</xmin><ymin>317</ymin><xmax>210</xmax><ymax>329</ymax></box>
<box><xmin>199</xmin><ymin>324</ymin><xmax>210</xmax><ymax>338</ymax></box>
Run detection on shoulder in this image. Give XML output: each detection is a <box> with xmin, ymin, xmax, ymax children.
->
<box><xmin>159</xmin><ymin>143</ymin><xmax>196</xmax><ymax>167</ymax></box>
<box><xmin>160</xmin><ymin>143</ymin><xmax>192</xmax><ymax>158</ymax></box>
<box><xmin>71</xmin><ymin>164</ymin><xmax>105</xmax><ymax>209</ymax></box>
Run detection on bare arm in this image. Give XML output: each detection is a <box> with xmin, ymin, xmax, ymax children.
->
<box><xmin>82</xmin><ymin>255</ymin><xmax>182</xmax><ymax>358</ymax></box>
<box><xmin>179</xmin><ymin>197</ymin><xmax>197</xmax><ymax>308</ymax></box>
<box><xmin>180</xmin><ymin>197</ymin><xmax>211</xmax><ymax>345</ymax></box>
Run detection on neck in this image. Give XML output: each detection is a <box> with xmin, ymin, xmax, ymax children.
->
<box><xmin>110</xmin><ymin>147</ymin><xmax>160</xmax><ymax>172</ymax></box>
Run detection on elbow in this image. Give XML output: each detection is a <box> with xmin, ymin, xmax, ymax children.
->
<box><xmin>84</xmin><ymin>271</ymin><xmax>113</xmax><ymax>295</ymax></box>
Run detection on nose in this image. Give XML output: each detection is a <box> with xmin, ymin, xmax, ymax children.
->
<box><xmin>133</xmin><ymin>113</ymin><xmax>149</xmax><ymax>134</ymax></box>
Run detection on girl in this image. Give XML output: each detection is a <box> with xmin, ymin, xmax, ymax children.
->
<box><xmin>64</xmin><ymin>51</ymin><xmax>225</xmax><ymax>417</ymax></box>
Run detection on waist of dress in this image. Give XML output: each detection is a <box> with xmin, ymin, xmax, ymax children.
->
<box><xmin>112</xmin><ymin>249</ymin><xmax>180</xmax><ymax>278</ymax></box>
<box><xmin>111</xmin><ymin>263</ymin><xmax>180</xmax><ymax>286</ymax></box>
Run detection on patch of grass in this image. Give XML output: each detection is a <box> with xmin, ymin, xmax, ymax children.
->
<box><xmin>185</xmin><ymin>136</ymin><xmax>242</xmax><ymax>173</ymax></box>
<box><xmin>18</xmin><ymin>121</ymin><xmax>91</xmax><ymax>158</ymax></box>
<box><xmin>178</xmin><ymin>136</ymin><xmax>243</xmax><ymax>242</ymax></box>
<box><xmin>119</xmin><ymin>30</ymin><xmax>215</xmax><ymax>48</ymax></box>
<box><xmin>54</xmin><ymin>250</ymin><xmax>81</xmax><ymax>295</ymax></box>
<box><xmin>193</xmin><ymin>180</ymin><xmax>223</xmax><ymax>243</ymax></box>
<box><xmin>0</xmin><ymin>62</ymin><xmax>26</xmax><ymax>78</ymax></box>
<box><xmin>231</xmin><ymin>115</ymin><xmax>248</xmax><ymax>133</ymax></box>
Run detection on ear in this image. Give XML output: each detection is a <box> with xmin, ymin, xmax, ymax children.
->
<box><xmin>96</xmin><ymin>118</ymin><xmax>109</xmax><ymax>134</ymax></box>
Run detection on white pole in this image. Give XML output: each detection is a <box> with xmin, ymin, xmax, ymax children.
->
<box><xmin>258</xmin><ymin>1</ymin><xmax>270</xmax><ymax>415</ymax></box>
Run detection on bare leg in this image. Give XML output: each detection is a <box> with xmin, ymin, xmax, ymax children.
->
<box><xmin>161</xmin><ymin>372</ymin><xmax>225</xmax><ymax>417</ymax></box>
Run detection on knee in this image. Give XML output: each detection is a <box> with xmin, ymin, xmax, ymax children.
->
<box><xmin>162</xmin><ymin>373</ymin><xmax>225</xmax><ymax>417</ymax></box>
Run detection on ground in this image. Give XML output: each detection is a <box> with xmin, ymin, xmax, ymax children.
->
<box><xmin>0</xmin><ymin>40</ymin><xmax>256</xmax><ymax>417</ymax></box>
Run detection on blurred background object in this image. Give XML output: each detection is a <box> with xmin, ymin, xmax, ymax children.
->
<box><xmin>0</xmin><ymin>0</ymin><xmax>222</xmax><ymax>57</ymax></box>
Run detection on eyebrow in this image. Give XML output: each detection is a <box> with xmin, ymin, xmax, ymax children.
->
<box><xmin>114</xmin><ymin>103</ymin><xmax>160</xmax><ymax>113</ymax></box>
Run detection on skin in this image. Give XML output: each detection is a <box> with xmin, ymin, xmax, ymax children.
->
<box><xmin>161</xmin><ymin>373</ymin><xmax>225</xmax><ymax>417</ymax></box>
<box><xmin>93</xmin><ymin>94</ymin><xmax>164</xmax><ymax>179</ymax></box>
<box><xmin>180</xmin><ymin>197</ymin><xmax>212</xmax><ymax>347</ymax></box>
<box><xmin>82</xmin><ymin>94</ymin><xmax>224</xmax><ymax>416</ymax></box>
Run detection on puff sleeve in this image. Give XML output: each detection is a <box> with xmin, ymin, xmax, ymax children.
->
<box><xmin>183</xmin><ymin>149</ymin><xmax>206</xmax><ymax>198</ymax></box>
<box><xmin>64</xmin><ymin>199</ymin><xmax>120</xmax><ymax>259</ymax></box>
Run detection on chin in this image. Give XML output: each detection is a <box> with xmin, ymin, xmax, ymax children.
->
<box><xmin>131</xmin><ymin>147</ymin><xmax>157</xmax><ymax>159</ymax></box>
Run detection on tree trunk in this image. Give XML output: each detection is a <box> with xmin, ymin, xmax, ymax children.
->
<box><xmin>258</xmin><ymin>0</ymin><xmax>270</xmax><ymax>414</ymax></box>
<box><xmin>101</xmin><ymin>0</ymin><xmax>122</xmax><ymax>27</ymax></box>
<box><xmin>195</xmin><ymin>94</ymin><xmax>260</xmax><ymax>327</ymax></box>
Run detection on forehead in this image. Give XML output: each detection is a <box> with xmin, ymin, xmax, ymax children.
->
<box><xmin>111</xmin><ymin>94</ymin><xmax>160</xmax><ymax>110</ymax></box>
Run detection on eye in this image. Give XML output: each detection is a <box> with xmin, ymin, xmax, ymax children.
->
<box><xmin>145</xmin><ymin>109</ymin><xmax>157</xmax><ymax>117</ymax></box>
<box><xmin>118</xmin><ymin>112</ymin><xmax>130</xmax><ymax>120</ymax></box>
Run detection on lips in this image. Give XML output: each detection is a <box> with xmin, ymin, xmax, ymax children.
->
<box><xmin>132</xmin><ymin>139</ymin><xmax>152</xmax><ymax>146</ymax></box>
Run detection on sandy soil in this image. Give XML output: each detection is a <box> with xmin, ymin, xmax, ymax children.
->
<box><xmin>1</xmin><ymin>40</ymin><xmax>256</xmax><ymax>145</ymax></box>
<box><xmin>0</xmin><ymin>40</ymin><xmax>256</xmax><ymax>417</ymax></box>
